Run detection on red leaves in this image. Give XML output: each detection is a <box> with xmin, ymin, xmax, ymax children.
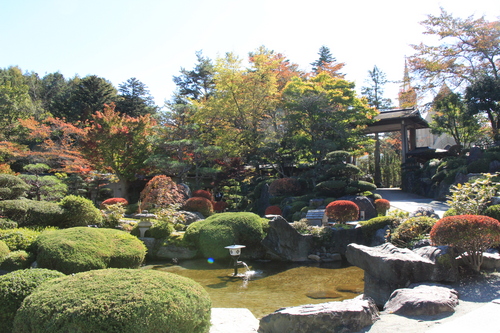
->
<box><xmin>325</xmin><ymin>200</ymin><xmax>359</xmax><ymax>223</ymax></box>
<box><xmin>264</xmin><ymin>205</ymin><xmax>282</xmax><ymax>216</ymax></box>
<box><xmin>183</xmin><ymin>197</ymin><xmax>214</xmax><ymax>217</ymax></box>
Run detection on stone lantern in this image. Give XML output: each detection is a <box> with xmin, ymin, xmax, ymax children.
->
<box><xmin>135</xmin><ymin>210</ymin><xmax>157</xmax><ymax>237</ymax></box>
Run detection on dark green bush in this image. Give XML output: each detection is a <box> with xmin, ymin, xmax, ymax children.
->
<box><xmin>315</xmin><ymin>180</ymin><xmax>346</xmax><ymax>196</ymax></box>
<box><xmin>130</xmin><ymin>218</ymin><xmax>174</xmax><ymax>239</ymax></box>
<box><xmin>484</xmin><ymin>204</ymin><xmax>500</xmax><ymax>221</ymax></box>
<box><xmin>35</xmin><ymin>227</ymin><xmax>146</xmax><ymax>274</ymax></box>
<box><xmin>0</xmin><ymin>218</ymin><xmax>18</xmax><ymax>229</ymax></box>
<box><xmin>184</xmin><ymin>212</ymin><xmax>264</xmax><ymax>259</ymax></box>
<box><xmin>0</xmin><ymin>174</ymin><xmax>29</xmax><ymax>201</ymax></box>
<box><xmin>467</xmin><ymin>158</ymin><xmax>490</xmax><ymax>173</ymax></box>
<box><xmin>329</xmin><ymin>163</ymin><xmax>362</xmax><ymax>177</ymax></box>
<box><xmin>0</xmin><ymin>250</ymin><xmax>34</xmax><ymax>271</ymax></box>
<box><xmin>0</xmin><ymin>228</ymin><xmax>41</xmax><ymax>252</ymax></box>
<box><xmin>325</xmin><ymin>150</ymin><xmax>351</xmax><ymax>163</ymax></box>
<box><xmin>13</xmin><ymin>269</ymin><xmax>211</xmax><ymax>333</ymax></box>
<box><xmin>59</xmin><ymin>195</ymin><xmax>102</xmax><ymax>227</ymax></box>
<box><xmin>391</xmin><ymin>216</ymin><xmax>437</xmax><ymax>248</ymax></box>
<box><xmin>349</xmin><ymin>180</ymin><xmax>377</xmax><ymax>193</ymax></box>
<box><xmin>359</xmin><ymin>216</ymin><xmax>400</xmax><ymax>242</ymax></box>
<box><xmin>0</xmin><ymin>200</ymin><xmax>63</xmax><ymax>227</ymax></box>
<box><xmin>0</xmin><ymin>269</ymin><xmax>65</xmax><ymax>333</ymax></box>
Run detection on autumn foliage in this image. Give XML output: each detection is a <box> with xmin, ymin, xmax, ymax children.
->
<box><xmin>325</xmin><ymin>200</ymin><xmax>359</xmax><ymax>224</ymax></box>
<box><xmin>213</xmin><ymin>201</ymin><xmax>228</xmax><ymax>213</ymax></box>
<box><xmin>430</xmin><ymin>215</ymin><xmax>500</xmax><ymax>272</ymax></box>
<box><xmin>139</xmin><ymin>175</ymin><xmax>186</xmax><ymax>212</ymax></box>
<box><xmin>264</xmin><ymin>205</ymin><xmax>282</xmax><ymax>216</ymax></box>
<box><xmin>100</xmin><ymin>198</ymin><xmax>128</xmax><ymax>209</ymax></box>
<box><xmin>183</xmin><ymin>197</ymin><xmax>213</xmax><ymax>217</ymax></box>
<box><xmin>374</xmin><ymin>199</ymin><xmax>391</xmax><ymax>216</ymax></box>
<box><xmin>269</xmin><ymin>178</ymin><xmax>302</xmax><ymax>196</ymax></box>
<box><xmin>192</xmin><ymin>190</ymin><xmax>213</xmax><ymax>201</ymax></box>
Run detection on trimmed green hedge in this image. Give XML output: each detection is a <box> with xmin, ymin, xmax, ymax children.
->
<box><xmin>0</xmin><ymin>200</ymin><xmax>63</xmax><ymax>227</ymax></box>
<box><xmin>35</xmin><ymin>227</ymin><xmax>146</xmax><ymax>274</ymax></box>
<box><xmin>0</xmin><ymin>239</ymin><xmax>9</xmax><ymax>262</ymax></box>
<box><xmin>0</xmin><ymin>218</ymin><xmax>18</xmax><ymax>229</ymax></box>
<box><xmin>0</xmin><ymin>228</ymin><xmax>41</xmax><ymax>252</ymax></box>
<box><xmin>484</xmin><ymin>204</ymin><xmax>500</xmax><ymax>221</ymax></box>
<box><xmin>184</xmin><ymin>212</ymin><xmax>265</xmax><ymax>259</ymax></box>
<box><xmin>0</xmin><ymin>174</ymin><xmax>29</xmax><ymax>200</ymax></box>
<box><xmin>59</xmin><ymin>195</ymin><xmax>102</xmax><ymax>227</ymax></box>
<box><xmin>13</xmin><ymin>269</ymin><xmax>211</xmax><ymax>333</ymax></box>
<box><xmin>359</xmin><ymin>216</ymin><xmax>400</xmax><ymax>242</ymax></box>
<box><xmin>0</xmin><ymin>250</ymin><xmax>34</xmax><ymax>271</ymax></box>
<box><xmin>0</xmin><ymin>268</ymin><xmax>65</xmax><ymax>333</ymax></box>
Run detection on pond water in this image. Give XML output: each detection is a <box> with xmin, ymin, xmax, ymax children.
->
<box><xmin>143</xmin><ymin>259</ymin><xmax>364</xmax><ymax>318</ymax></box>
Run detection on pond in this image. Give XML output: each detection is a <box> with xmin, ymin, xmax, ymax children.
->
<box><xmin>143</xmin><ymin>258</ymin><xmax>364</xmax><ymax>318</ymax></box>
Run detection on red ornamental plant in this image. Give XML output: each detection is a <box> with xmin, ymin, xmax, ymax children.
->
<box><xmin>100</xmin><ymin>198</ymin><xmax>128</xmax><ymax>209</ymax></box>
<box><xmin>269</xmin><ymin>178</ymin><xmax>302</xmax><ymax>196</ymax></box>
<box><xmin>183</xmin><ymin>197</ymin><xmax>214</xmax><ymax>217</ymax></box>
<box><xmin>325</xmin><ymin>200</ymin><xmax>359</xmax><ymax>224</ymax></box>
<box><xmin>264</xmin><ymin>205</ymin><xmax>282</xmax><ymax>216</ymax></box>
<box><xmin>139</xmin><ymin>175</ymin><xmax>187</xmax><ymax>212</ymax></box>
<box><xmin>430</xmin><ymin>215</ymin><xmax>500</xmax><ymax>272</ymax></box>
<box><xmin>374</xmin><ymin>199</ymin><xmax>391</xmax><ymax>216</ymax></box>
<box><xmin>213</xmin><ymin>201</ymin><xmax>228</xmax><ymax>213</ymax></box>
<box><xmin>192</xmin><ymin>189</ymin><xmax>213</xmax><ymax>201</ymax></box>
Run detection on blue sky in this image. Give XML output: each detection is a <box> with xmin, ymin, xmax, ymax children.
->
<box><xmin>0</xmin><ymin>0</ymin><xmax>498</xmax><ymax>106</ymax></box>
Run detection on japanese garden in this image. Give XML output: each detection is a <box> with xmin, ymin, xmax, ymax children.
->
<box><xmin>1</xmin><ymin>8</ymin><xmax>500</xmax><ymax>333</ymax></box>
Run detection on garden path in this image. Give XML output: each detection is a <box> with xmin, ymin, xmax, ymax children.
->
<box><xmin>374</xmin><ymin>188</ymin><xmax>449</xmax><ymax>218</ymax></box>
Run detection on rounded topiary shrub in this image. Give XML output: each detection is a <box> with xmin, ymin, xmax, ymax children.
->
<box><xmin>183</xmin><ymin>197</ymin><xmax>213</xmax><ymax>217</ymax></box>
<box><xmin>59</xmin><ymin>195</ymin><xmax>102</xmax><ymax>228</ymax></box>
<box><xmin>391</xmin><ymin>216</ymin><xmax>437</xmax><ymax>248</ymax></box>
<box><xmin>0</xmin><ymin>228</ymin><xmax>41</xmax><ymax>252</ymax></box>
<box><xmin>184</xmin><ymin>212</ymin><xmax>264</xmax><ymax>259</ymax></box>
<box><xmin>374</xmin><ymin>199</ymin><xmax>391</xmax><ymax>216</ymax></box>
<box><xmin>100</xmin><ymin>197</ymin><xmax>128</xmax><ymax>209</ymax></box>
<box><xmin>269</xmin><ymin>178</ymin><xmax>302</xmax><ymax>196</ymax></box>
<box><xmin>0</xmin><ymin>218</ymin><xmax>18</xmax><ymax>229</ymax></box>
<box><xmin>130</xmin><ymin>219</ymin><xmax>174</xmax><ymax>239</ymax></box>
<box><xmin>264</xmin><ymin>205</ymin><xmax>282</xmax><ymax>216</ymax></box>
<box><xmin>192</xmin><ymin>189</ymin><xmax>213</xmax><ymax>201</ymax></box>
<box><xmin>443</xmin><ymin>208</ymin><xmax>458</xmax><ymax>217</ymax></box>
<box><xmin>35</xmin><ymin>227</ymin><xmax>146</xmax><ymax>274</ymax></box>
<box><xmin>213</xmin><ymin>201</ymin><xmax>228</xmax><ymax>213</ymax></box>
<box><xmin>349</xmin><ymin>180</ymin><xmax>377</xmax><ymax>193</ymax></box>
<box><xmin>0</xmin><ymin>250</ymin><xmax>34</xmax><ymax>271</ymax></box>
<box><xmin>0</xmin><ymin>200</ymin><xmax>63</xmax><ymax>227</ymax></box>
<box><xmin>431</xmin><ymin>215</ymin><xmax>500</xmax><ymax>272</ymax></box>
<box><xmin>13</xmin><ymin>269</ymin><xmax>211</xmax><ymax>333</ymax></box>
<box><xmin>325</xmin><ymin>200</ymin><xmax>359</xmax><ymax>224</ymax></box>
<box><xmin>0</xmin><ymin>268</ymin><xmax>65</xmax><ymax>333</ymax></box>
<box><xmin>359</xmin><ymin>216</ymin><xmax>400</xmax><ymax>242</ymax></box>
<box><xmin>0</xmin><ymin>174</ymin><xmax>29</xmax><ymax>200</ymax></box>
<box><xmin>0</xmin><ymin>239</ymin><xmax>9</xmax><ymax>262</ymax></box>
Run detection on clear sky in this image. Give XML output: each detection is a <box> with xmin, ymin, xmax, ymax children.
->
<box><xmin>0</xmin><ymin>0</ymin><xmax>498</xmax><ymax>107</ymax></box>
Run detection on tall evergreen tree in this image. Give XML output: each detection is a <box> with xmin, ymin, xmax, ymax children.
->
<box><xmin>70</xmin><ymin>75</ymin><xmax>117</xmax><ymax>122</ymax></box>
<box><xmin>116</xmin><ymin>77</ymin><xmax>157</xmax><ymax>117</ymax></box>
<box><xmin>361</xmin><ymin>65</ymin><xmax>392</xmax><ymax>110</ymax></box>
<box><xmin>310</xmin><ymin>46</ymin><xmax>345</xmax><ymax>77</ymax></box>
<box><xmin>172</xmin><ymin>50</ymin><xmax>215</xmax><ymax>103</ymax></box>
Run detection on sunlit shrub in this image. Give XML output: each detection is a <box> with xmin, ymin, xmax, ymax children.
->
<box><xmin>192</xmin><ymin>190</ymin><xmax>213</xmax><ymax>201</ymax></box>
<box><xmin>374</xmin><ymin>199</ymin><xmax>391</xmax><ymax>216</ymax></box>
<box><xmin>391</xmin><ymin>216</ymin><xmax>437</xmax><ymax>248</ymax></box>
<box><xmin>264</xmin><ymin>205</ymin><xmax>282</xmax><ymax>216</ymax></box>
<box><xmin>183</xmin><ymin>197</ymin><xmax>213</xmax><ymax>217</ymax></box>
<box><xmin>100</xmin><ymin>203</ymin><xmax>125</xmax><ymax>228</ymax></box>
<box><xmin>359</xmin><ymin>216</ymin><xmax>400</xmax><ymax>242</ymax></box>
<box><xmin>0</xmin><ymin>269</ymin><xmax>65</xmax><ymax>333</ymax></box>
<box><xmin>0</xmin><ymin>250</ymin><xmax>34</xmax><ymax>271</ymax></box>
<box><xmin>446</xmin><ymin>173</ymin><xmax>498</xmax><ymax>215</ymax></box>
<box><xmin>59</xmin><ymin>195</ymin><xmax>102</xmax><ymax>228</ymax></box>
<box><xmin>0</xmin><ymin>228</ymin><xmax>41</xmax><ymax>252</ymax></box>
<box><xmin>484</xmin><ymin>204</ymin><xmax>500</xmax><ymax>221</ymax></box>
<box><xmin>325</xmin><ymin>200</ymin><xmax>359</xmax><ymax>224</ymax></box>
<box><xmin>269</xmin><ymin>178</ymin><xmax>302</xmax><ymax>196</ymax></box>
<box><xmin>430</xmin><ymin>215</ymin><xmax>500</xmax><ymax>272</ymax></box>
<box><xmin>100</xmin><ymin>197</ymin><xmax>128</xmax><ymax>209</ymax></box>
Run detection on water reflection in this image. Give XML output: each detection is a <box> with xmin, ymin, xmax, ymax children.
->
<box><xmin>143</xmin><ymin>259</ymin><xmax>364</xmax><ymax>318</ymax></box>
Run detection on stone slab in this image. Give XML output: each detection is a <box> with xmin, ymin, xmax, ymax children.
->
<box><xmin>210</xmin><ymin>308</ymin><xmax>259</xmax><ymax>333</ymax></box>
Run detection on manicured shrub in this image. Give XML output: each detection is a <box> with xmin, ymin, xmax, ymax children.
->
<box><xmin>0</xmin><ymin>228</ymin><xmax>41</xmax><ymax>252</ymax></box>
<box><xmin>325</xmin><ymin>200</ymin><xmax>359</xmax><ymax>223</ymax></box>
<box><xmin>484</xmin><ymin>204</ymin><xmax>500</xmax><ymax>221</ymax></box>
<box><xmin>0</xmin><ymin>174</ymin><xmax>29</xmax><ymax>201</ymax></box>
<box><xmin>213</xmin><ymin>201</ymin><xmax>228</xmax><ymax>213</ymax></box>
<box><xmin>374</xmin><ymin>199</ymin><xmax>391</xmax><ymax>216</ymax></box>
<box><xmin>0</xmin><ymin>250</ymin><xmax>34</xmax><ymax>271</ymax></box>
<box><xmin>0</xmin><ymin>269</ymin><xmax>65</xmax><ymax>333</ymax></box>
<box><xmin>139</xmin><ymin>175</ymin><xmax>187</xmax><ymax>212</ymax></box>
<box><xmin>35</xmin><ymin>227</ymin><xmax>146</xmax><ymax>274</ymax></box>
<box><xmin>391</xmin><ymin>216</ymin><xmax>437</xmax><ymax>248</ymax></box>
<box><xmin>269</xmin><ymin>178</ymin><xmax>302</xmax><ymax>196</ymax></box>
<box><xmin>100</xmin><ymin>203</ymin><xmax>125</xmax><ymax>228</ymax></box>
<box><xmin>264</xmin><ymin>205</ymin><xmax>282</xmax><ymax>216</ymax></box>
<box><xmin>430</xmin><ymin>215</ymin><xmax>500</xmax><ymax>272</ymax></box>
<box><xmin>13</xmin><ymin>269</ymin><xmax>211</xmax><ymax>333</ymax></box>
<box><xmin>183</xmin><ymin>197</ymin><xmax>213</xmax><ymax>217</ymax></box>
<box><xmin>192</xmin><ymin>189</ymin><xmax>213</xmax><ymax>201</ymax></box>
<box><xmin>359</xmin><ymin>216</ymin><xmax>400</xmax><ymax>242</ymax></box>
<box><xmin>0</xmin><ymin>239</ymin><xmax>9</xmax><ymax>262</ymax></box>
<box><xmin>184</xmin><ymin>212</ymin><xmax>265</xmax><ymax>259</ymax></box>
<box><xmin>325</xmin><ymin>150</ymin><xmax>351</xmax><ymax>163</ymax></box>
<box><xmin>0</xmin><ymin>200</ymin><xmax>63</xmax><ymax>227</ymax></box>
<box><xmin>349</xmin><ymin>180</ymin><xmax>377</xmax><ymax>193</ymax></box>
<box><xmin>59</xmin><ymin>195</ymin><xmax>102</xmax><ymax>227</ymax></box>
<box><xmin>329</xmin><ymin>163</ymin><xmax>362</xmax><ymax>177</ymax></box>
<box><xmin>443</xmin><ymin>208</ymin><xmax>458</xmax><ymax>217</ymax></box>
<box><xmin>100</xmin><ymin>197</ymin><xmax>128</xmax><ymax>209</ymax></box>
<box><xmin>130</xmin><ymin>218</ymin><xmax>174</xmax><ymax>239</ymax></box>
<box><xmin>0</xmin><ymin>218</ymin><xmax>17</xmax><ymax>229</ymax></box>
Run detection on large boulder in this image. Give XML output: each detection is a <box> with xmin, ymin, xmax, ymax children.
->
<box><xmin>178</xmin><ymin>210</ymin><xmax>204</xmax><ymax>225</ymax></box>
<box><xmin>339</xmin><ymin>195</ymin><xmax>377</xmax><ymax>220</ymax></box>
<box><xmin>258</xmin><ymin>295</ymin><xmax>379</xmax><ymax>333</ymax></box>
<box><xmin>384</xmin><ymin>284</ymin><xmax>459</xmax><ymax>316</ymax></box>
<box><xmin>412</xmin><ymin>246</ymin><xmax>458</xmax><ymax>282</ymax></box>
<box><xmin>261</xmin><ymin>216</ymin><xmax>313</xmax><ymax>261</ymax></box>
<box><xmin>345</xmin><ymin>243</ymin><xmax>452</xmax><ymax>307</ymax></box>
